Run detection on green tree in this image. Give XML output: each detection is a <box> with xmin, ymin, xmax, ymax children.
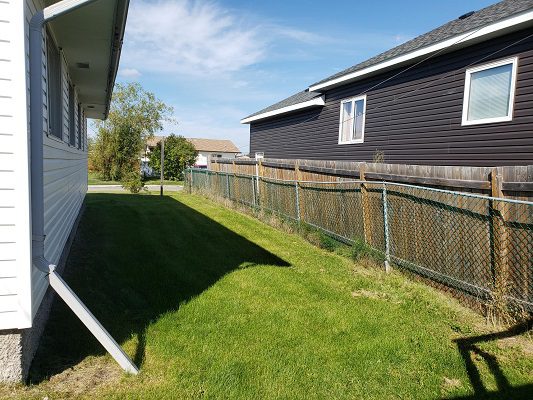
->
<box><xmin>89</xmin><ymin>82</ymin><xmax>174</xmax><ymax>181</ymax></box>
<box><xmin>149</xmin><ymin>134</ymin><xmax>197</xmax><ymax>180</ymax></box>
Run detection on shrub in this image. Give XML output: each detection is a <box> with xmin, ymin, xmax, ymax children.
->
<box><xmin>122</xmin><ymin>171</ymin><xmax>145</xmax><ymax>193</ymax></box>
<box><xmin>351</xmin><ymin>238</ymin><xmax>384</xmax><ymax>263</ymax></box>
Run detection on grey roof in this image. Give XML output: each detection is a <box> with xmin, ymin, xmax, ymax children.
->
<box><xmin>243</xmin><ymin>90</ymin><xmax>322</xmax><ymax>120</ymax></box>
<box><xmin>312</xmin><ymin>0</ymin><xmax>533</xmax><ymax>86</ymax></box>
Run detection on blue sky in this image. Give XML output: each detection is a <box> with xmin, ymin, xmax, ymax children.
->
<box><xmin>114</xmin><ymin>0</ymin><xmax>497</xmax><ymax>153</ymax></box>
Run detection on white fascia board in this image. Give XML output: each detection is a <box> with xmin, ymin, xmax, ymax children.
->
<box><xmin>43</xmin><ymin>0</ymin><xmax>98</xmax><ymax>21</ymax></box>
<box><xmin>309</xmin><ymin>9</ymin><xmax>533</xmax><ymax>92</ymax></box>
<box><xmin>240</xmin><ymin>96</ymin><xmax>325</xmax><ymax>124</ymax></box>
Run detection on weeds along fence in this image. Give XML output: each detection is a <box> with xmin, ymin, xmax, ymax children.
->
<box><xmin>185</xmin><ymin>167</ymin><xmax>533</xmax><ymax>314</ymax></box>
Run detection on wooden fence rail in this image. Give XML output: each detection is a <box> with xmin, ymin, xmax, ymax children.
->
<box><xmin>211</xmin><ymin>158</ymin><xmax>533</xmax><ymax>201</ymax></box>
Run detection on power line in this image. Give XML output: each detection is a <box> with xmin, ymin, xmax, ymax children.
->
<box><xmin>263</xmin><ymin>29</ymin><xmax>533</xmax><ymax>130</ymax></box>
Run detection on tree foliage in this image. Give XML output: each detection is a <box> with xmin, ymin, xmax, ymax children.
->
<box><xmin>149</xmin><ymin>134</ymin><xmax>197</xmax><ymax>180</ymax></box>
<box><xmin>89</xmin><ymin>82</ymin><xmax>174</xmax><ymax>181</ymax></box>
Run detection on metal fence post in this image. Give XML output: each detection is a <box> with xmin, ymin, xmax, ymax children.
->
<box><xmin>382</xmin><ymin>183</ymin><xmax>391</xmax><ymax>273</ymax></box>
<box><xmin>226</xmin><ymin>173</ymin><xmax>230</xmax><ymax>199</ymax></box>
<box><xmin>252</xmin><ymin>175</ymin><xmax>257</xmax><ymax>207</ymax></box>
<box><xmin>295</xmin><ymin>180</ymin><xmax>301</xmax><ymax>221</ymax></box>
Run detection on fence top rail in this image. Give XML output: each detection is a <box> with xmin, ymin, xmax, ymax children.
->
<box><xmin>187</xmin><ymin>169</ymin><xmax>533</xmax><ymax>206</ymax></box>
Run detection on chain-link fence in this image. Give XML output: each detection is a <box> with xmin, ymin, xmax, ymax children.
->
<box><xmin>185</xmin><ymin>168</ymin><xmax>533</xmax><ymax>313</ymax></box>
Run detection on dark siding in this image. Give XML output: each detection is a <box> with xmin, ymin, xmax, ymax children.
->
<box><xmin>250</xmin><ymin>28</ymin><xmax>533</xmax><ymax>166</ymax></box>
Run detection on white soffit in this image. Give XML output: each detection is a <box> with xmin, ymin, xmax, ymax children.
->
<box><xmin>240</xmin><ymin>96</ymin><xmax>325</xmax><ymax>124</ymax></box>
<box><xmin>47</xmin><ymin>0</ymin><xmax>124</xmax><ymax>119</ymax></box>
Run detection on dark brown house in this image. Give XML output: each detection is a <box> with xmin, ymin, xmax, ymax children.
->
<box><xmin>241</xmin><ymin>0</ymin><xmax>533</xmax><ymax>166</ymax></box>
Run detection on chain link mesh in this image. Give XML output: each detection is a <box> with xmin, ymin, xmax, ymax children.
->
<box><xmin>185</xmin><ymin>168</ymin><xmax>533</xmax><ymax>312</ymax></box>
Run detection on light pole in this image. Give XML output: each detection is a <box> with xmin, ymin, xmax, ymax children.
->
<box><xmin>160</xmin><ymin>136</ymin><xmax>165</xmax><ymax>196</ymax></box>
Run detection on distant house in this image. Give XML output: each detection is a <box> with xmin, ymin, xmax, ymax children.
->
<box><xmin>0</xmin><ymin>0</ymin><xmax>128</xmax><ymax>381</ymax></box>
<box><xmin>142</xmin><ymin>137</ymin><xmax>240</xmax><ymax>174</ymax></box>
<box><xmin>188</xmin><ymin>138</ymin><xmax>240</xmax><ymax>168</ymax></box>
<box><xmin>241</xmin><ymin>0</ymin><xmax>533</xmax><ymax>167</ymax></box>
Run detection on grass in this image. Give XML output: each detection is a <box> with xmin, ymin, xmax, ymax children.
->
<box><xmin>2</xmin><ymin>192</ymin><xmax>531</xmax><ymax>399</ymax></box>
<box><xmin>88</xmin><ymin>172</ymin><xmax>120</xmax><ymax>186</ymax></box>
<box><xmin>143</xmin><ymin>178</ymin><xmax>183</xmax><ymax>186</ymax></box>
<box><xmin>88</xmin><ymin>172</ymin><xmax>183</xmax><ymax>186</ymax></box>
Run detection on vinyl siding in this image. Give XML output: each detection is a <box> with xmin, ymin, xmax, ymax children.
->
<box><xmin>250</xmin><ymin>28</ymin><xmax>533</xmax><ymax>166</ymax></box>
<box><xmin>25</xmin><ymin>0</ymin><xmax>88</xmax><ymax>319</ymax></box>
<box><xmin>0</xmin><ymin>0</ymin><xmax>32</xmax><ymax>329</ymax></box>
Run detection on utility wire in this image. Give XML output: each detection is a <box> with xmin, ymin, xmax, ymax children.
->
<box><xmin>267</xmin><ymin>29</ymin><xmax>533</xmax><ymax>129</ymax></box>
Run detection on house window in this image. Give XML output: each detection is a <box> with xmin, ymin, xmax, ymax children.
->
<box><xmin>338</xmin><ymin>95</ymin><xmax>366</xmax><ymax>144</ymax></box>
<box><xmin>68</xmin><ymin>84</ymin><xmax>76</xmax><ymax>146</ymax></box>
<box><xmin>462</xmin><ymin>57</ymin><xmax>517</xmax><ymax>125</ymax></box>
<box><xmin>46</xmin><ymin>32</ymin><xmax>62</xmax><ymax>139</ymax></box>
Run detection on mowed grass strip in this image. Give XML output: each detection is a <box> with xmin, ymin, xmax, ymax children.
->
<box><xmin>2</xmin><ymin>192</ymin><xmax>531</xmax><ymax>399</ymax></box>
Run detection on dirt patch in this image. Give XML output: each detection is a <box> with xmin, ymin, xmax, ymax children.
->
<box><xmin>0</xmin><ymin>358</ymin><xmax>122</xmax><ymax>400</ymax></box>
<box><xmin>496</xmin><ymin>336</ymin><xmax>533</xmax><ymax>356</ymax></box>
<box><xmin>351</xmin><ymin>289</ymin><xmax>385</xmax><ymax>300</ymax></box>
<box><xmin>441</xmin><ymin>376</ymin><xmax>463</xmax><ymax>393</ymax></box>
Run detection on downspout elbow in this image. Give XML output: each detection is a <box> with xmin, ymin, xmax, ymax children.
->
<box><xmin>33</xmin><ymin>255</ymin><xmax>56</xmax><ymax>275</ymax></box>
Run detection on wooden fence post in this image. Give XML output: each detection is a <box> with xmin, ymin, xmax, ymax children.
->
<box><xmin>360</xmin><ymin>163</ymin><xmax>372</xmax><ymax>246</ymax></box>
<box><xmin>490</xmin><ymin>167</ymin><xmax>509</xmax><ymax>299</ymax></box>
<box><xmin>294</xmin><ymin>160</ymin><xmax>302</xmax><ymax>222</ymax></box>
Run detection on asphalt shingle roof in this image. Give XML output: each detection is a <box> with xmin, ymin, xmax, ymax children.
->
<box><xmin>187</xmin><ymin>138</ymin><xmax>240</xmax><ymax>153</ymax></box>
<box><xmin>243</xmin><ymin>90</ymin><xmax>322</xmax><ymax>120</ymax></box>
<box><xmin>312</xmin><ymin>0</ymin><xmax>533</xmax><ymax>86</ymax></box>
<box><xmin>243</xmin><ymin>0</ymin><xmax>533</xmax><ymax>121</ymax></box>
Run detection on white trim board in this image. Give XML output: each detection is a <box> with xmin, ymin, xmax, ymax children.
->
<box><xmin>240</xmin><ymin>96</ymin><xmax>325</xmax><ymax>124</ymax></box>
<box><xmin>308</xmin><ymin>9</ymin><xmax>533</xmax><ymax>92</ymax></box>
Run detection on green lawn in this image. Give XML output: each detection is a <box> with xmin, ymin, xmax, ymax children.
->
<box><xmin>88</xmin><ymin>172</ymin><xmax>120</xmax><ymax>186</ymax></box>
<box><xmin>3</xmin><ymin>193</ymin><xmax>531</xmax><ymax>399</ymax></box>
<box><xmin>143</xmin><ymin>178</ymin><xmax>183</xmax><ymax>186</ymax></box>
<box><xmin>88</xmin><ymin>172</ymin><xmax>183</xmax><ymax>186</ymax></box>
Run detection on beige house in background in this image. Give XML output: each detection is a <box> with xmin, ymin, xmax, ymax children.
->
<box><xmin>188</xmin><ymin>138</ymin><xmax>240</xmax><ymax>168</ymax></box>
<box><xmin>142</xmin><ymin>137</ymin><xmax>240</xmax><ymax>174</ymax></box>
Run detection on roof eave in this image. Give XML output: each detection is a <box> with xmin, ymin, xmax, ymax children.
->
<box><xmin>309</xmin><ymin>8</ymin><xmax>533</xmax><ymax>92</ymax></box>
<box><xmin>103</xmin><ymin>0</ymin><xmax>129</xmax><ymax>119</ymax></box>
<box><xmin>240</xmin><ymin>96</ymin><xmax>325</xmax><ymax>124</ymax></box>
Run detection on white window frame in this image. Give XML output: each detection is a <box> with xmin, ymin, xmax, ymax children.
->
<box><xmin>338</xmin><ymin>95</ymin><xmax>366</xmax><ymax>144</ymax></box>
<box><xmin>461</xmin><ymin>57</ymin><xmax>518</xmax><ymax>126</ymax></box>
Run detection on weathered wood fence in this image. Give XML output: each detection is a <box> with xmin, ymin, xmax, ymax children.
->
<box><xmin>211</xmin><ymin>158</ymin><xmax>533</xmax><ymax>202</ymax></box>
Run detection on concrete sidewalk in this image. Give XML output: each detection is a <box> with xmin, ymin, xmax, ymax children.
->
<box><xmin>88</xmin><ymin>184</ymin><xmax>183</xmax><ymax>192</ymax></box>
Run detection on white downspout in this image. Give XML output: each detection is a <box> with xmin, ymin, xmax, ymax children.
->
<box><xmin>29</xmin><ymin>0</ymin><xmax>138</xmax><ymax>374</ymax></box>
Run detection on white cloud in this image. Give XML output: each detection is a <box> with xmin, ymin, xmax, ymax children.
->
<box><xmin>122</xmin><ymin>0</ymin><xmax>266</xmax><ymax>77</ymax></box>
<box><xmin>119</xmin><ymin>68</ymin><xmax>142</xmax><ymax>78</ymax></box>
<box><xmin>121</xmin><ymin>0</ymin><xmax>336</xmax><ymax>79</ymax></box>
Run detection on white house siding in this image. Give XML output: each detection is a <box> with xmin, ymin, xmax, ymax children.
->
<box><xmin>0</xmin><ymin>1</ymin><xmax>32</xmax><ymax>329</ymax></box>
<box><xmin>196</xmin><ymin>152</ymin><xmax>238</xmax><ymax>168</ymax></box>
<box><xmin>23</xmin><ymin>0</ymin><xmax>88</xmax><ymax>322</ymax></box>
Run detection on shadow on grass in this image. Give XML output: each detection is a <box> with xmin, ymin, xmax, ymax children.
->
<box><xmin>29</xmin><ymin>193</ymin><xmax>289</xmax><ymax>383</ymax></box>
<box><xmin>445</xmin><ymin>318</ymin><xmax>533</xmax><ymax>400</ymax></box>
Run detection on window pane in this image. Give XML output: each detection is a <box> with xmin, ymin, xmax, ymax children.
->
<box><xmin>353</xmin><ymin>99</ymin><xmax>365</xmax><ymax>141</ymax></box>
<box><xmin>340</xmin><ymin>101</ymin><xmax>353</xmax><ymax>142</ymax></box>
<box><xmin>468</xmin><ymin>63</ymin><xmax>513</xmax><ymax>121</ymax></box>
